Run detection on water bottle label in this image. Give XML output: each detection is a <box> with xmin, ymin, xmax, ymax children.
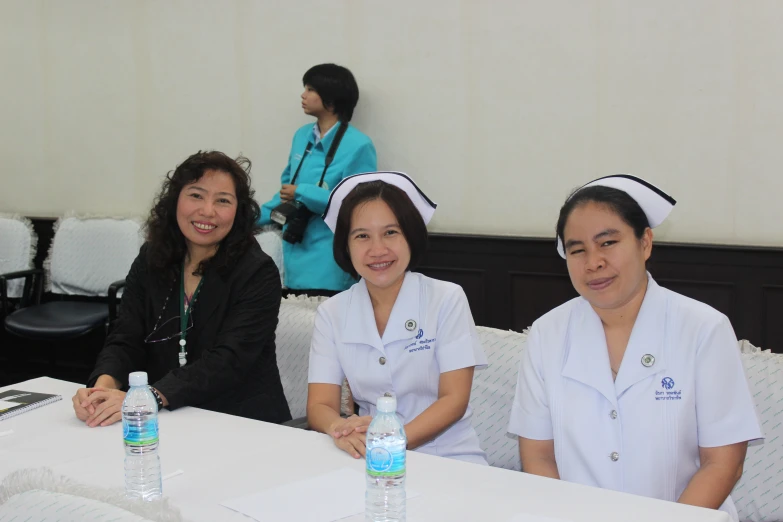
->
<box><xmin>366</xmin><ymin>446</ymin><xmax>405</xmax><ymax>477</ymax></box>
<box><xmin>123</xmin><ymin>417</ymin><xmax>159</xmax><ymax>446</ymax></box>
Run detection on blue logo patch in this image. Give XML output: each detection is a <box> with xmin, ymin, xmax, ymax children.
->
<box><xmin>655</xmin><ymin>376</ymin><xmax>682</xmax><ymax>401</ymax></box>
<box><xmin>407</xmin><ymin>330</ymin><xmax>435</xmax><ymax>354</ymax></box>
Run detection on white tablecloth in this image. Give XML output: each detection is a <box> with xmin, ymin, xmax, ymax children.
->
<box><xmin>0</xmin><ymin>378</ymin><xmax>731</xmax><ymax>522</ymax></box>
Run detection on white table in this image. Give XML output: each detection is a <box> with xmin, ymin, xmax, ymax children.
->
<box><xmin>0</xmin><ymin>378</ymin><xmax>732</xmax><ymax>522</ymax></box>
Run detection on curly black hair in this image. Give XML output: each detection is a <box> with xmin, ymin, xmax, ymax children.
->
<box><xmin>145</xmin><ymin>151</ymin><xmax>261</xmax><ymax>280</ymax></box>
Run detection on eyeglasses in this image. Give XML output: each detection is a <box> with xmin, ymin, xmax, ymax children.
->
<box><xmin>144</xmin><ymin>313</ymin><xmax>194</xmax><ymax>344</ymax></box>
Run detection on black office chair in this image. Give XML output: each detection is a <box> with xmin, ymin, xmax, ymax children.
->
<box><xmin>4</xmin><ymin>277</ymin><xmax>125</xmax><ymax>340</ymax></box>
<box><xmin>3</xmin><ymin>215</ymin><xmax>141</xmax><ymax>354</ymax></box>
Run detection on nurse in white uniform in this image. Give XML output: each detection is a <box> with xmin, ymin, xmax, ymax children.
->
<box><xmin>307</xmin><ymin>171</ymin><xmax>488</xmax><ymax>465</ymax></box>
<box><xmin>508</xmin><ymin>175</ymin><xmax>763</xmax><ymax>520</ymax></box>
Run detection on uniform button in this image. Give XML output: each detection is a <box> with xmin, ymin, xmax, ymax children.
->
<box><xmin>610</xmin><ymin>410</ymin><xmax>618</xmax><ymax>420</ymax></box>
<box><xmin>610</xmin><ymin>452</ymin><xmax>620</xmax><ymax>462</ymax></box>
<box><xmin>379</xmin><ymin>357</ymin><xmax>386</xmax><ymax>365</ymax></box>
<box><xmin>384</xmin><ymin>392</ymin><xmax>393</xmax><ymax>397</ymax></box>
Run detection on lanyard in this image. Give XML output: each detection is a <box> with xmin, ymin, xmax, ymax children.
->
<box><xmin>289</xmin><ymin>143</ymin><xmax>313</xmax><ymax>185</ymax></box>
<box><xmin>289</xmin><ymin>122</ymin><xmax>349</xmax><ymax>187</ymax></box>
<box><xmin>178</xmin><ymin>263</ymin><xmax>204</xmax><ymax>367</ymax></box>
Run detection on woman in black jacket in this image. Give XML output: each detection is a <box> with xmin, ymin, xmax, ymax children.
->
<box><xmin>72</xmin><ymin>151</ymin><xmax>291</xmax><ymax>426</ymax></box>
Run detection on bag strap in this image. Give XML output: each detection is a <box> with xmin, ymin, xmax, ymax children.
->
<box><xmin>289</xmin><ymin>143</ymin><xmax>313</xmax><ymax>185</ymax></box>
<box><xmin>289</xmin><ymin>122</ymin><xmax>349</xmax><ymax>187</ymax></box>
<box><xmin>317</xmin><ymin>122</ymin><xmax>349</xmax><ymax>188</ymax></box>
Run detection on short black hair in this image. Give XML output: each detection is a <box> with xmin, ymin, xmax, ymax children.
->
<box><xmin>333</xmin><ymin>181</ymin><xmax>428</xmax><ymax>279</ymax></box>
<box><xmin>302</xmin><ymin>63</ymin><xmax>360</xmax><ymax>122</ymax></box>
<box><xmin>556</xmin><ymin>185</ymin><xmax>650</xmax><ymax>248</ymax></box>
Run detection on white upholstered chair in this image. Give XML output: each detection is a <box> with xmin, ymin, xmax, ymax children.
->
<box><xmin>5</xmin><ymin>215</ymin><xmax>142</xmax><ymax>341</ymax></box>
<box><xmin>0</xmin><ymin>215</ymin><xmax>37</xmax><ymax>317</ymax></box>
<box><xmin>255</xmin><ymin>225</ymin><xmax>284</xmax><ymax>285</ymax></box>
<box><xmin>732</xmin><ymin>342</ymin><xmax>783</xmax><ymax>522</ymax></box>
<box><xmin>470</xmin><ymin>326</ymin><xmax>527</xmax><ymax>470</ymax></box>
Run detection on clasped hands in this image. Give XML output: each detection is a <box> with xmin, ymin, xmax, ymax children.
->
<box><xmin>329</xmin><ymin>414</ymin><xmax>373</xmax><ymax>459</ymax></box>
<box><xmin>72</xmin><ymin>387</ymin><xmax>126</xmax><ymax>427</ymax></box>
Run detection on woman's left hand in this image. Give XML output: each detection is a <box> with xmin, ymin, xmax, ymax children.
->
<box><xmin>331</xmin><ymin>415</ymin><xmax>373</xmax><ymax>438</ymax></box>
<box><xmin>83</xmin><ymin>388</ymin><xmax>127</xmax><ymax>427</ymax></box>
<box><xmin>280</xmin><ymin>184</ymin><xmax>297</xmax><ymax>202</ymax></box>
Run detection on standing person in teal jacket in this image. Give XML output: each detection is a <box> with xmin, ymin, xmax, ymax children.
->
<box><xmin>260</xmin><ymin>64</ymin><xmax>377</xmax><ymax>296</ymax></box>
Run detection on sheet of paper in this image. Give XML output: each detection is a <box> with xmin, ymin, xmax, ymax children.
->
<box><xmin>0</xmin><ymin>400</ymin><xmax>20</xmax><ymax>411</ymax></box>
<box><xmin>221</xmin><ymin>467</ymin><xmax>418</xmax><ymax>522</ymax></box>
<box><xmin>508</xmin><ymin>514</ymin><xmax>574</xmax><ymax>522</ymax></box>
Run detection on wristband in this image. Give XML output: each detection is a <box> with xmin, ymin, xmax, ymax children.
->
<box><xmin>150</xmin><ymin>386</ymin><xmax>164</xmax><ymax>411</ymax></box>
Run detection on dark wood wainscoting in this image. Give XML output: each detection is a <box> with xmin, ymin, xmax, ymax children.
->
<box><xmin>22</xmin><ymin>219</ymin><xmax>783</xmax><ymax>353</ymax></box>
<box><xmin>419</xmin><ymin>234</ymin><xmax>783</xmax><ymax>353</ymax></box>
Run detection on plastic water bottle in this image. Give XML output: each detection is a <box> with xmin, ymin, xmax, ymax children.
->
<box><xmin>122</xmin><ymin>371</ymin><xmax>162</xmax><ymax>501</ymax></box>
<box><xmin>365</xmin><ymin>396</ymin><xmax>407</xmax><ymax>522</ymax></box>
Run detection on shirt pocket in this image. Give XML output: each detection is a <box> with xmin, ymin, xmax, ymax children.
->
<box><xmin>339</xmin><ymin>343</ymin><xmax>389</xmax><ymax>409</ymax></box>
<box><xmin>393</xmin><ymin>338</ymin><xmax>440</xmax><ymax>402</ymax></box>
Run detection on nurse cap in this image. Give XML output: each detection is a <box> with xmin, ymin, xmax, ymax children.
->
<box><xmin>556</xmin><ymin>174</ymin><xmax>676</xmax><ymax>259</ymax></box>
<box><xmin>322</xmin><ymin>171</ymin><xmax>437</xmax><ymax>233</ymax></box>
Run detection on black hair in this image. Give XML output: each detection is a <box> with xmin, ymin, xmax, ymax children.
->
<box><xmin>333</xmin><ymin>181</ymin><xmax>428</xmax><ymax>279</ymax></box>
<box><xmin>556</xmin><ymin>185</ymin><xmax>650</xmax><ymax>249</ymax></box>
<box><xmin>302</xmin><ymin>64</ymin><xmax>360</xmax><ymax>122</ymax></box>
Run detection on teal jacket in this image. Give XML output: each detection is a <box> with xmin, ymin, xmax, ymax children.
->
<box><xmin>260</xmin><ymin>123</ymin><xmax>377</xmax><ymax>291</ymax></box>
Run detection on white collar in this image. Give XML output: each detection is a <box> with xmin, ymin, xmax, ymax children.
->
<box><xmin>312</xmin><ymin>122</ymin><xmax>337</xmax><ymax>145</ymax></box>
<box><xmin>342</xmin><ymin>272</ymin><xmax>422</xmax><ymax>351</ymax></box>
<box><xmin>561</xmin><ymin>274</ymin><xmax>668</xmax><ymax>404</ymax></box>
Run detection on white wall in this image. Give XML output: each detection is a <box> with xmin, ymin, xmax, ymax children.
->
<box><xmin>1</xmin><ymin>0</ymin><xmax>782</xmax><ymax>246</ymax></box>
